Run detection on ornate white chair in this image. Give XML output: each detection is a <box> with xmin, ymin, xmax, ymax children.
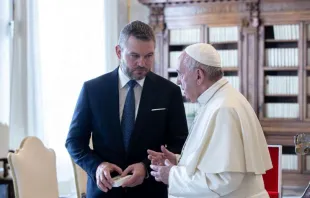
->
<box><xmin>72</xmin><ymin>135</ymin><xmax>93</xmax><ymax>198</ymax></box>
<box><xmin>0</xmin><ymin>123</ymin><xmax>10</xmax><ymax>178</ymax></box>
<box><xmin>72</xmin><ymin>161</ymin><xmax>87</xmax><ymax>198</ymax></box>
<box><xmin>8</xmin><ymin>136</ymin><xmax>59</xmax><ymax>198</ymax></box>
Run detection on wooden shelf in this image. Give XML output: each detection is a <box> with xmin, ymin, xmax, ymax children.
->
<box><xmin>265</xmin><ymin>94</ymin><xmax>298</xmax><ymax>97</ymax></box>
<box><xmin>263</xmin><ymin>67</ymin><xmax>298</xmax><ymax>71</ymax></box>
<box><xmin>169</xmin><ymin>43</ymin><xmax>193</xmax><ymax>46</ymax></box>
<box><xmin>210</xmin><ymin>41</ymin><xmax>237</xmax><ymax>44</ymax></box>
<box><xmin>261</xmin><ymin>118</ymin><xmax>299</xmax><ymax>122</ymax></box>
<box><xmin>265</xmin><ymin>39</ymin><xmax>298</xmax><ymax>43</ymax></box>
<box><xmin>222</xmin><ymin>67</ymin><xmax>238</xmax><ymax>71</ymax></box>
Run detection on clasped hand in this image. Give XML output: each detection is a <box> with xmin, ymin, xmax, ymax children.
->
<box><xmin>147</xmin><ymin>145</ymin><xmax>176</xmax><ymax>185</ymax></box>
<box><xmin>96</xmin><ymin>162</ymin><xmax>146</xmax><ymax>192</ymax></box>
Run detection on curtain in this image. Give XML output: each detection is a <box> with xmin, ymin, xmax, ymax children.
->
<box><xmin>37</xmin><ymin>0</ymin><xmax>106</xmax><ymax>195</ymax></box>
<box><xmin>8</xmin><ymin>0</ymin><xmax>123</xmax><ymax>195</ymax></box>
<box><xmin>0</xmin><ymin>0</ymin><xmax>12</xmax><ymax>125</ymax></box>
<box><xmin>104</xmin><ymin>0</ymin><xmax>119</xmax><ymax>72</ymax></box>
<box><xmin>9</xmin><ymin>0</ymin><xmax>44</xmax><ymax>149</ymax></box>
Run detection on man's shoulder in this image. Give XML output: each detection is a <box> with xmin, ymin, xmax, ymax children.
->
<box><xmin>147</xmin><ymin>72</ymin><xmax>179</xmax><ymax>90</ymax></box>
<box><xmin>84</xmin><ymin>70</ymin><xmax>116</xmax><ymax>88</ymax></box>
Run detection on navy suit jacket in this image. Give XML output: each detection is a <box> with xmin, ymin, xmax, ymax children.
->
<box><xmin>66</xmin><ymin>68</ymin><xmax>188</xmax><ymax>198</ymax></box>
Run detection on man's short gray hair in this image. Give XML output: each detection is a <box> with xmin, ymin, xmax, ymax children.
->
<box><xmin>180</xmin><ymin>52</ymin><xmax>223</xmax><ymax>82</ymax></box>
<box><xmin>118</xmin><ymin>20</ymin><xmax>155</xmax><ymax>49</ymax></box>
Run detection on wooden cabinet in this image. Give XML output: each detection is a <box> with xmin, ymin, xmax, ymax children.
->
<box><xmin>138</xmin><ymin>0</ymin><xmax>310</xmax><ymax>188</ymax></box>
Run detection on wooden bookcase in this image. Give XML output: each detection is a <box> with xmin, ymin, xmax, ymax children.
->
<box><xmin>138</xmin><ymin>0</ymin><xmax>310</xmax><ymax>188</ymax></box>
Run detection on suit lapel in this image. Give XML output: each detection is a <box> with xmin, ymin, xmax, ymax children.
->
<box><xmin>128</xmin><ymin>73</ymin><xmax>156</xmax><ymax>152</ymax></box>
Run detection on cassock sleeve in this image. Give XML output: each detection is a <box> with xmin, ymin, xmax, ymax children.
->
<box><xmin>169</xmin><ymin>166</ymin><xmax>244</xmax><ymax>197</ymax></box>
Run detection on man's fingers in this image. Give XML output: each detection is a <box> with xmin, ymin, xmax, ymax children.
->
<box><xmin>150</xmin><ymin>171</ymin><xmax>160</xmax><ymax>178</ymax></box>
<box><xmin>122</xmin><ymin>174</ymin><xmax>137</xmax><ymax>187</ymax></box>
<box><xmin>100</xmin><ymin>172</ymin><xmax>112</xmax><ymax>189</ymax></box>
<box><xmin>154</xmin><ymin>177</ymin><xmax>162</xmax><ymax>182</ymax></box>
<box><xmin>121</xmin><ymin>165</ymin><xmax>134</xmax><ymax>177</ymax></box>
<box><xmin>161</xmin><ymin>145</ymin><xmax>171</xmax><ymax>155</ymax></box>
<box><xmin>98</xmin><ymin>174</ymin><xmax>109</xmax><ymax>192</ymax></box>
<box><xmin>150</xmin><ymin>164</ymin><xmax>160</xmax><ymax>171</ymax></box>
<box><xmin>111</xmin><ymin>164</ymin><xmax>123</xmax><ymax>175</ymax></box>
<box><xmin>103</xmin><ymin>170</ymin><xmax>113</xmax><ymax>186</ymax></box>
<box><xmin>97</xmin><ymin>181</ymin><xmax>108</xmax><ymax>192</ymax></box>
<box><xmin>147</xmin><ymin>149</ymin><xmax>159</xmax><ymax>156</ymax></box>
<box><xmin>165</xmin><ymin>159</ymin><xmax>172</xmax><ymax>166</ymax></box>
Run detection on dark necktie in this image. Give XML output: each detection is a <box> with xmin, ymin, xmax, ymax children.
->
<box><xmin>121</xmin><ymin>80</ymin><xmax>137</xmax><ymax>151</ymax></box>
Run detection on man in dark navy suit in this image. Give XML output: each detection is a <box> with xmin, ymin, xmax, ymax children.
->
<box><xmin>65</xmin><ymin>20</ymin><xmax>188</xmax><ymax>198</ymax></box>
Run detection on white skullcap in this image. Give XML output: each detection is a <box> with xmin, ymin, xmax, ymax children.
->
<box><xmin>184</xmin><ymin>43</ymin><xmax>221</xmax><ymax>67</ymax></box>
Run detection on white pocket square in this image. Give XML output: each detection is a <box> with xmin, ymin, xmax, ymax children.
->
<box><xmin>151</xmin><ymin>108</ymin><xmax>166</xmax><ymax>111</ymax></box>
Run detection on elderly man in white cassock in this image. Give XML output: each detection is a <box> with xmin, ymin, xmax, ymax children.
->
<box><xmin>148</xmin><ymin>43</ymin><xmax>273</xmax><ymax>198</ymax></box>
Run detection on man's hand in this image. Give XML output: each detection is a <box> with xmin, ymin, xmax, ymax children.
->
<box><xmin>150</xmin><ymin>159</ymin><xmax>174</xmax><ymax>185</ymax></box>
<box><xmin>147</xmin><ymin>145</ymin><xmax>177</xmax><ymax>166</ymax></box>
<box><xmin>96</xmin><ymin>162</ymin><xmax>123</xmax><ymax>192</ymax></box>
<box><xmin>121</xmin><ymin>163</ymin><xmax>146</xmax><ymax>187</ymax></box>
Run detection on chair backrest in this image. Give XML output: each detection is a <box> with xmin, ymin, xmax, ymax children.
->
<box><xmin>72</xmin><ymin>135</ymin><xmax>93</xmax><ymax>198</ymax></box>
<box><xmin>72</xmin><ymin>160</ymin><xmax>87</xmax><ymax>198</ymax></box>
<box><xmin>0</xmin><ymin>123</ymin><xmax>9</xmax><ymax>158</ymax></box>
<box><xmin>8</xmin><ymin>136</ymin><xmax>59</xmax><ymax>198</ymax></box>
<box><xmin>263</xmin><ymin>145</ymin><xmax>282</xmax><ymax>198</ymax></box>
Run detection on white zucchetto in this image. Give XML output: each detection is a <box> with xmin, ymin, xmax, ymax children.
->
<box><xmin>184</xmin><ymin>43</ymin><xmax>221</xmax><ymax>67</ymax></box>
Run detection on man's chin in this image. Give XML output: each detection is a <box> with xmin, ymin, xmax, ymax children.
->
<box><xmin>132</xmin><ymin>71</ymin><xmax>148</xmax><ymax>80</ymax></box>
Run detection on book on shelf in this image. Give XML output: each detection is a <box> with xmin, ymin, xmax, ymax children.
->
<box><xmin>218</xmin><ymin>50</ymin><xmax>238</xmax><ymax>67</ymax></box>
<box><xmin>272</xmin><ymin>24</ymin><xmax>299</xmax><ymax>40</ymax></box>
<box><xmin>308</xmin><ymin>77</ymin><xmax>310</xmax><ymax>95</ymax></box>
<box><xmin>225</xmin><ymin>76</ymin><xmax>239</xmax><ymax>91</ymax></box>
<box><xmin>170</xmin><ymin>28</ymin><xmax>200</xmax><ymax>45</ymax></box>
<box><xmin>265</xmin><ymin>76</ymin><xmax>298</xmax><ymax>95</ymax></box>
<box><xmin>308</xmin><ymin>48</ymin><xmax>310</xmax><ymax>66</ymax></box>
<box><xmin>169</xmin><ymin>51</ymin><xmax>182</xmax><ymax>69</ymax></box>
<box><xmin>209</xmin><ymin>26</ymin><xmax>238</xmax><ymax>43</ymax></box>
<box><xmin>282</xmin><ymin>154</ymin><xmax>298</xmax><ymax>171</ymax></box>
<box><xmin>265</xmin><ymin>48</ymin><xmax>298</xmax><ymax>67</ymax></box>
<box><xmin>265</xmin><ymin>103</ymin><xmax>299</xmax><ymax>118</ymax></box>
<box><xmin>307</xmin><ymin>24</ymin><xmax>310</xmax><ymax>40</ymax></box>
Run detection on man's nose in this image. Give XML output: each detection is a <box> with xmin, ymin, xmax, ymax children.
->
<box><xmin>138</xmin><ymin>57</ymin><xmax>146</xmax><ymax>67</ymax></box>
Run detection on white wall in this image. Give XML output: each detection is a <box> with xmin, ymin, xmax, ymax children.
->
<box><xmin>106</xmin><ymin>0</ymin><xmax>150</xmax><ymax>72</ymax></box>
<box><xmin>129</xmin><ymin>0</ymin><xmax>149</xmax><ymax>23</ymax></box>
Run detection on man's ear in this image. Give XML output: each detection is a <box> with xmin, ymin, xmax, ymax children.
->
<box><xmin>196</xmin><ymin>68</ymin><xmax>205</xmax><ymax>85</ymax></box>
<box><xmin>115</xmin><ymin>45</ymin><xmax>122</xmax><ymax>60</ymax></box>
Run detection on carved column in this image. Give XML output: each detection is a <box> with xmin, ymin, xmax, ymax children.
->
<box><xmin>241</xmin><ymin>0</ymin><xmax>260</xmax><ymax>113</ymax></box>
<box><xmin>149</xmin><ymin>4</ymin><xmax>166</xmax><ymax>76</ymax></box>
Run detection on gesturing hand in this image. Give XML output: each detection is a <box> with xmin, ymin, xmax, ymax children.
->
<box><xmin>147</xmin><ymin>145</ymin><xmax>177</xmax><ymax>166</ymax></box>
<box><xmin>121</xmin><ymin>163</ymin><xmax>146</xmax><ymax>187</ymax></box>
<box><xmin>150</xmin><ymin>159</ymin><xmax>174</xmax><ymax>185</ymax></box>
<box><xmin>96</xmin><ymin>162</ymin><xmax>123</xmax><ymax>192</ymax></box>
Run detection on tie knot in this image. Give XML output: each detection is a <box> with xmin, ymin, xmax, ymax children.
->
<box><xmin>128</xmin><ymin>80</ymin><xmax>137</xmax><ymax>89</ymax></box>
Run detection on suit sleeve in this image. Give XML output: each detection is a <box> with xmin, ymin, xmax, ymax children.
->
<box><xmin>169</xmin><ymin>166</ymin><xmax>244</xmax><ymax>197</ymax></box>
<box><xmin>65</xmin><ymin>83</ymin><xmax>103</xmax><ymax>183</ymax></box>
<box><xmin>165</xmin><ymin>86</ymin><xmax>188</xmax><ymax>153</ymax></box>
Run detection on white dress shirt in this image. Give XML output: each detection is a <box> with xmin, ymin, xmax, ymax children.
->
<box><xmin>118</xmin><ymin>67</ymin><xmax>145</xmax><ymax>121</ymax></box>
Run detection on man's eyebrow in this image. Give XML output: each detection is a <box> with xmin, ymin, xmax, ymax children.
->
<box><xmin>129</xmin><ymin>52</ymin><xmax>140</xmax><ymax>55</ymax></box>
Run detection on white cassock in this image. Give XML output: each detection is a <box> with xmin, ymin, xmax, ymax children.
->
<box><xmin>168</xmin><ymin>78</ymin><xmax>273</xmax><ymax>198</ymax></box>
